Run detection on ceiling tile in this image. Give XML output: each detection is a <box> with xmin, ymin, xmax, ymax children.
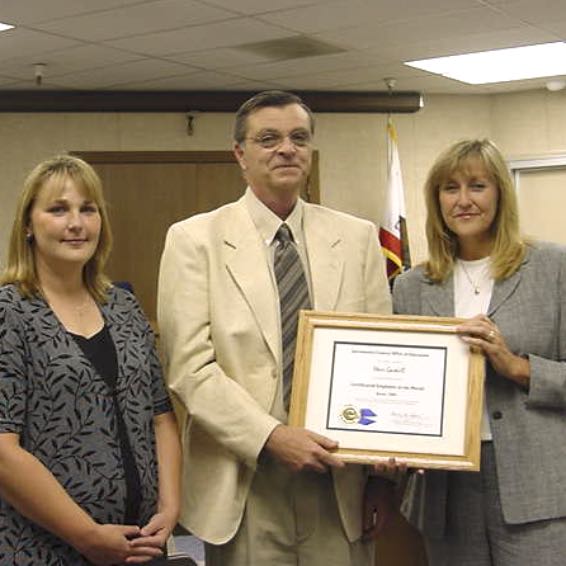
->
<box><xmin>200</xmin><ymin>0</ymin><xmax>327</xmax><ymax>16</ymax></box>
<box><xmin>33</xmin><ymin>0</ymin><xmax>236</xmax><ymax>42</ymax></box>
<box><xmin>270</xmin><ymin>62</ymin><xmax>428</xmax><ymax>90</ymax></box>
<box><xmin>315</xmin><ymin>6</ymin><xmax>527</xmax><ymax>50</ymax></box>
<box><xmin>0</xmin><ymin>75</ymin><xmax>22</xmax><ymax>86</ymax></box>
<box><xmin>112</xmin><ymin>69</ymin><xmax>245</xmax><ymax>90</ymax></box>
<box><xmin>481</xmin><ymin>79</ymin><xmax>550</xmax><ymax>93</ymax></box>
<box><xmin>257</xmin><ymin>0</ymin><xmax>479</xmax><ymax>34</ymax></box>
<box><xmin>0</xmin><ymin>28</ymin><xmax>80</xmax><ymax>63</ymax></box>
<box><xmin>166</xmin><ymin>47</ymin><xmax>275</xmax><ymax>69</ymax></box>
<box><xmin>105</xmin><ymin>18</ymin><xmax>294</xmax><ymax>55</ymax></box>
<box><xmin>0</xmin><ymin>45</ymin><xmax>142</xmax><ymax>80</ymax></box>
<box><xmin>392</xmin><ymin>75</ymin><xmax>487</xmax><ymax>93</ymax></box>
<box><xmin>331</xmin><ymin>76</ymin><xmax>485</xmax><ymax>94</ymax></box>
<box><xmin>370</xmin><ymin>25</ymin><xmax>556</xmax><ymax>63</ymax></box>
<box><xmin>271</xmin><ymin>76</ymin><xmax>346</xmax><ymax>90</ymax></box>
<box><xmin>223</xmin><ymin>79</ymin><xmax>284</xmax><ymax>91</ymax></box>
<box><xmin>0</xmin><ymin>0</ymin><xmax>143</xmax><ymax>25</ymax></box>
<box><xmin>229</xmin><ymin>50</ymin><xmax>388</xmax><ymax>81</ymax></box>
<box><xmin>531</xmin><ymin>19</ymin><xmax>566</xmax><ymax>36</ymax></box>
<box><xmin>488</xmin><ymin>0</ymin><xmax>566</xmax><ymax>25</ymax></box>
<box><xmin>49</xmin><ymin>58</ymin><xmax>197</xmax><ymax>89</ymax></box>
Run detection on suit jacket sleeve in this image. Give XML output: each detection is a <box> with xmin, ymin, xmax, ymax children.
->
<box><xmin>157</xmin><ymin>222</ymin><xmax>279</xmax><ymax>469</ymax></box>
<box><xmin>363</xmin><ymin>222</ymin><xmax>393</xmax><ymax>315</ymax></box>
<box><xmin>0</xmin><ymin>292</ymin><xmax>28</xmax><ymax>434</ymax></box>
<box><xmin>526</xmin><ymin>247</ymin><xmax>566</xmax><ymax>409</ymax></box>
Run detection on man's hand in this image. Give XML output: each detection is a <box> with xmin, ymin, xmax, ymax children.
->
<box><xmin>264</xmin><ymin>425</ymin><xmax>345</xmax><ymax>473</ymax></box>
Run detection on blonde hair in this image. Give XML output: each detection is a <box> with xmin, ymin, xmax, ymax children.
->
<box><xmin>1</xmin><ymin>155</ymin><xmax>113</xmax><ymax>302</ymax></box>
<box><xmin>424</xmin><ymin>139</ymin><xmax>526</xmax><ymax>282</ymax></box>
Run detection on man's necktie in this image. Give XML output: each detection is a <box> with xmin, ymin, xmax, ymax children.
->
<box><xmin>273</xmin><ymin>223</ymin><xmax>312</xmax><ymax>410</ymax></box>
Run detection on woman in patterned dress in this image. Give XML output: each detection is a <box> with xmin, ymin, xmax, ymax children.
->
<box><xmin>0</xmin><ymin>155</ymin><xmax>181</xmax><ymax>565</ymax></box>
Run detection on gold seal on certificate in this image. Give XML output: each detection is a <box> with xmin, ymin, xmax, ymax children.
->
<box><xmin>339</xmin><ymin>406</ymin><xmax>360</xmax><ymax>424</ymax></box>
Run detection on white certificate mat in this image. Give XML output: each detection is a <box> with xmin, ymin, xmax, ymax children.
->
<box><xmin>289</xmin><ymin>312</ymin><xmax>484</xmax><ymax>471</ymax></box>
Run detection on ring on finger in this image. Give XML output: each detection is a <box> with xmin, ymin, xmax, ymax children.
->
<box><xmin>487</xmin><ymin>329</ymin><xmax>496</xmax><ymax>341</ymax></box>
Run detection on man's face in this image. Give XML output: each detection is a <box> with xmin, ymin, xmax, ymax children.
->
<box><xmin>233</xmin><ymin>103</ymin><xmax>313</xmax><ymax>203</ymax></box>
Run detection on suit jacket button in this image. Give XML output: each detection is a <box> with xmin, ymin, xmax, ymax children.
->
<box><xmin>492</xmin><ymin>410</ymin><xmax>503</xmax><ymax>420</ymax></box>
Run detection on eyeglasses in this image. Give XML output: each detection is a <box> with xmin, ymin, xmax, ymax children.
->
<box><xmin>246</xmin><ymin>130</ymin><xmax>313</xmax><ymax>150</ymax></box>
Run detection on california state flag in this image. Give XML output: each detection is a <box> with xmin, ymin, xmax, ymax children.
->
<box><xmin>379</xmin><ymin>117</ymin><xmax>411</xmax><ymax>281</ymax></box>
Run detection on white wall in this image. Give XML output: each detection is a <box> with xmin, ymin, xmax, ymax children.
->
<box><xmin>1</xmin><ymin>88</ymin><xmax>566</xmax><ymax>266</ymax></box>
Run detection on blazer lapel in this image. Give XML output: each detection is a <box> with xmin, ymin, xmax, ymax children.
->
<box><xmin>488</xmin><ymin>252</ymin><xmax>528</xmax><ymax>315</ymax></box>
<box><xmin>421</xmin><ymin>250</ymin><xmax>528</xmax><ymax>318</ymax></box>
<box><xmin>422</xmin><ymin>272</ymin><xmax>455</xmax><ymax>317</ymax></box>
<box><xmin>303</xmin><ymin>207</ymin><xmax>344</xmax><ymax>310</ymax></box>
<box><xmin>223</xmin><ymin>201</ymin><xmax>279</xmax><ymax>361</ymax></box>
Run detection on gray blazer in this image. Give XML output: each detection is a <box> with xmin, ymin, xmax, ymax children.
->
<box><xmin>393</xmin><ymin>243</ymin><xmax>566</xmax><ymax>536</ymax></box>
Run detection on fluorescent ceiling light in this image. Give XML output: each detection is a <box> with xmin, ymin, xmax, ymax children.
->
<box><xmin>405</xmin><ymin>42</ymin><xmax>566</xmax><ymax>84</ymax></box>
<box><xmin>0</xmin><ymin>22</ymin><xmax>14</xmax><ymax>32</ymax></box>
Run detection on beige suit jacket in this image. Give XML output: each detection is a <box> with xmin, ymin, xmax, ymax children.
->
<box><xmin>157</xmin><ymin>195</ymin><xmax>391</xmax><ymax>544</ymax></box>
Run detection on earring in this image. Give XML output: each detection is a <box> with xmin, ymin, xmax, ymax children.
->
<box><xmin>25</xmin><ymin>233</ymin><xmax>34</xmax><ymax>244</ymax></box>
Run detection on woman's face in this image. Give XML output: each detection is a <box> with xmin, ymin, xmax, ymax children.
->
<box><xmin>438</xmin><ymin>158</ymin><xmax>499</xmax><ymax>258</ymax></box>
<box><xmin>29</xmin><ymin>175</ymin><xmax>101</xmax><ymax>274</ymax></box>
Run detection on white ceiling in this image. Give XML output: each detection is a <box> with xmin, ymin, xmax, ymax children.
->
<box><xmin>0</xmin><ymin>0</ymin><xmax>565</xmax><ymax>94</ymax></box>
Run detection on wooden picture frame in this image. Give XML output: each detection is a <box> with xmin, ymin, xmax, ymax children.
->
<box><xmin>288</xmin><ymin>311</ymin><xmax>485</xmax><ymax>471</ymax></box>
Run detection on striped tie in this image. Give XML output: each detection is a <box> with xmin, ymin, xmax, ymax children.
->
<box><xmin>274</xmin><ymin>223</ymin><xmax>311</xmax><ymax>410</ymax></box>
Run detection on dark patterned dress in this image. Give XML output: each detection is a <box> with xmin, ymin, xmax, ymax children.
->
<box><xmin>0</xmin><ymin>284</ymin><xmax>173</xmax><ymax>565</ymax></box>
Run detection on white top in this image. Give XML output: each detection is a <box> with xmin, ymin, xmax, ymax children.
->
<box><xmin>454</xmin><ymin>257</ymin><xmax>494</xmax><ymax>441</ymax></box>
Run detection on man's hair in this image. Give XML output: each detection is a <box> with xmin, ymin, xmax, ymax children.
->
<box><xmin>423</xmin><ymin>138</ymin><xmax>526</xmax><ymax>282</ymax></box>
<box><xmin>233</xmin><ymin>90</ymin><xmax>315</xmax><ymax>143</ymax></box>
<box><xmin>1</xmin><ymin>154</ymin><xmax>113</xmax><ymax>302</ymax></box>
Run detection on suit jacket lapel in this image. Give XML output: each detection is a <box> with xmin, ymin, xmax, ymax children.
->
<box><xmin>303</xmin><ymin>206</ymin><xmax>344</xmax><ymax>310</ymax></box>
<box><xmin>488</xmin><ymin>252</ymin><xmax>528</xmax><ymax>316</ymax></box>
<box><xmin>223</xmin><ymin>200</ymin><xmax>279</xmax><ymax>361</ymax></box>
<box><xmin>420</xmin><ymin>250</ymin><xmax>528</xmax><ymax>318</ymax></box>
<box><xmin>422</xmin><ymin>272</ymin><xmax>455</xmax><ymax>317</ymax></box>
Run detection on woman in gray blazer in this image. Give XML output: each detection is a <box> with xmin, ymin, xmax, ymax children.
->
<box><xmin>393</xmin><ymin>139</ymin><xmax>566</xmax><ymax>566</ymax></box>
<box><xmin>0</xmin><ymin>155</ymin><xmax>181</xmax><ymax>565</ymax></box>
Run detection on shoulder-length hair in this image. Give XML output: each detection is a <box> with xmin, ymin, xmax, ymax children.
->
<box><xmin>424</xmin><ymin>139</ymin><xmax>526</xmax><ymax>283</ymax></box>
<box><xmin>1</xmin><ymin>155</ymin><xmax>113</xmax><ymax>302</ymax></box>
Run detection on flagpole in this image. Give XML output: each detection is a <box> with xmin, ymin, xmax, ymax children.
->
<box><xmin>379</xmin><ymin>78</ymin><xmax>411</xmax><ymax>285</ymax></box>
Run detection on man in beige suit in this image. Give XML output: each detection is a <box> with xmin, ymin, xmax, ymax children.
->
<box><xmin>158</xmin><ymin>90</ymin><xmax>393</xmax><ymax>565</ymax></box>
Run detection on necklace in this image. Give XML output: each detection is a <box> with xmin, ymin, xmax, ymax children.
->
<box><xmin>73</xmin><ymin>295</ymin><xmax>93</xmax><ymax>317</ymax></box>
<box><xmin>43</xmin><ymin>287</ymin><xmax>94</xmax><ymax>326</ymax></box>
<box><xmin>460</xmin><ymin>262</ymin><xmax>481</xmax><ymax>295</ymax></box>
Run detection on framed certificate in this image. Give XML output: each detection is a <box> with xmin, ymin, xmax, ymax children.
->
<box><xmin>288</xmin><ymin>311</ymin><xmax>485</xmax><ymax>471</ymax></box>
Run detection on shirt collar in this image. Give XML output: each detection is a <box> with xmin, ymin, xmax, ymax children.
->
<box><xmin>244</xmin><ymin>187</ymin><xmax>304</xmax><ymax>246</ymax></box>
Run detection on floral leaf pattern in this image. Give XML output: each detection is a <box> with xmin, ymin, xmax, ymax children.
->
<box><xmin>0</xmin><ymin>285</ymin><xmax>172</xmax><ymax>565</ymax></box>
